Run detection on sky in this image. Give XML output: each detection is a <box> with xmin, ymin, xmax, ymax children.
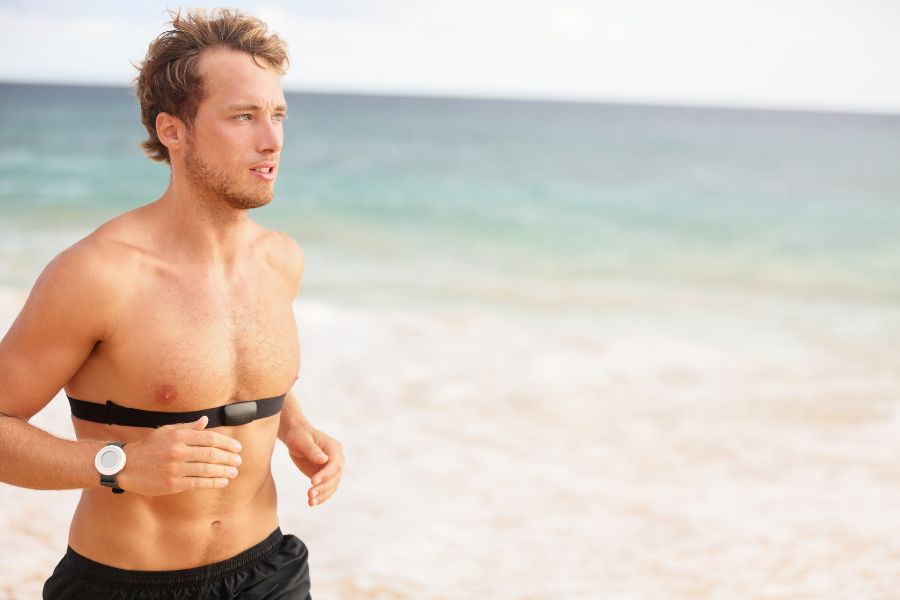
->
<box><xmin>0</xmin><ymin>0</ymin><xmax>898</xmax><ymax>114</ymax></box>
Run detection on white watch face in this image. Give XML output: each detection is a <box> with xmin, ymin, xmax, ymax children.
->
<box><xmin>95</xmin><ymin>445</ymin><xmax>126</xmax><ymax>476</ymax></box>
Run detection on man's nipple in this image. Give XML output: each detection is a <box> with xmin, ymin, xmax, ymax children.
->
<box><xmin>154</xmin><ymin>384</ymin><xmax>178</xmax><ymax>405</ymax></box>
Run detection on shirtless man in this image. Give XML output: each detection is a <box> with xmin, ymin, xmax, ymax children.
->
<box><xmin>0</xmin><ymin>9</ymin><xmax>343</xmax><ymax>599</ymax></box>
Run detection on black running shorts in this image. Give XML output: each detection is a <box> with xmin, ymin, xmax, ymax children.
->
<box><xmin>42</xmin><ymin>527</ymin><xmax>311</xmax><ymax>599</ymax></box>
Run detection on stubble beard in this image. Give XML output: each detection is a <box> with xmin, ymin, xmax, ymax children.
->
<box><xmin>183</xmin><ymin>138</ymin><xmax>273</xmax><ymax>210</ymax></box>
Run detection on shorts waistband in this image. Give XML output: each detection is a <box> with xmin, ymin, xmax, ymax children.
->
<box><xmin>63</xmin><ymin>527</ymin><xmax>284</xmax><ymax>587</ymax></box>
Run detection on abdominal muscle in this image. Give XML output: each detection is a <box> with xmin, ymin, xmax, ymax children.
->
<box><xmin>67</xmin><ymin>413</ymin><xmax>282</xmax><ymax>570</ymax></box>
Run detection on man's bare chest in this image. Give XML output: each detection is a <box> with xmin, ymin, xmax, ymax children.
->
<box><xmin>72</xmin><ymin>268</ymin><xmax>299</xmax><ymax>410</ymax></box>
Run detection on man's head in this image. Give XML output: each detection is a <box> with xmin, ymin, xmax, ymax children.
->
<box><xmin>135</xmin><ymin>8</ymin><xmax>289</xmax><ymax>164</ymax></box>
<box><xmin>135</xmin><ymin>9</ymin><xmax>290</xmax><ymax>210</ymax></box>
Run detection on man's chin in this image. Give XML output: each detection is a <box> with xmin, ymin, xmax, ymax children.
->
<box><xmin>224</xmin><ymin>192</ymin><xmax>274</xmax><ymax>210</ymax></box>
<box><xmin>249</xmin><ymin>196</ymin><xmax>274</xmax><ymax>209</ymax></box>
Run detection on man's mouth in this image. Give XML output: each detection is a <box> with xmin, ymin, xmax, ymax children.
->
<box><xmin>249</xmin><ymin>164</ymin><xmax>277</xmax><ymax>181</ymax></box>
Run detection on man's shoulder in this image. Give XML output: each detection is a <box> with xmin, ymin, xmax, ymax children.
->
<box><xmin>44</xmin><ymin>212</ymin><xmax>146</xmax><ymax>300</ymax></box>
<box><xmin>61</xmin><ymin>214</ymin><xmax>143</xmax><ymax>274</ymax></box>
<box><xmin>256</xmin><ymin>226</ymin><xmax>304</xmax><ymax>289</ymax></box>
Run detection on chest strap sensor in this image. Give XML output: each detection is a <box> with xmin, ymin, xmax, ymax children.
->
<box><xmin>67</xmin><ymin>394</ymin><xmax>286</xmax><ymax>428</ymax></box>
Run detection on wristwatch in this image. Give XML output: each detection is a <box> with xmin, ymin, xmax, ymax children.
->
<box><xmin>95</xmin><ymin>442</ymin><xmax>127</xmax><ymax>494</ymax></box>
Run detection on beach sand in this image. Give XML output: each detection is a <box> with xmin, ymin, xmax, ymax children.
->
<box><xmin>3</xmin><ymin>82</ymin><xmax>900</xmax><ymax>599</ymax></box>
<box><xmin>3</xmin><ymin>288</ymin><xmax>900</xmax><ymax>599</ymax></box>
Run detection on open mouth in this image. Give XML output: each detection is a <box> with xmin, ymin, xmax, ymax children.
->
<box><xmin>249</xmin><ymin>165</ymin><xmax>277</xmax><ymax>181</ymax></box>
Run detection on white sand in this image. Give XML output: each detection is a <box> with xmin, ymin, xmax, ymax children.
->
<box><xmin>2</xmin><ymin>288</ymin><xmax>900</xmax><ymax>599</ymax></box>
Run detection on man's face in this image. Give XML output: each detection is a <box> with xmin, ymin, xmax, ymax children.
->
<box><xmin>182</xmin><ymin>48</ymin><xmax>287</xmax><ymax>210</ymax></box>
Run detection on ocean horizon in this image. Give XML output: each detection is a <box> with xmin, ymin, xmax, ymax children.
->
<box><xmin>2</xmin><ymin>82</ymin><xmax>900</xmax><ymax>598</ymax></box>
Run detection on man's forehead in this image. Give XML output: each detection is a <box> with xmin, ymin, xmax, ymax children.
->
<box><xmin>198</xmin><ymin>47</ymin><xmax>285</xmax><ymax>105</ymax></box>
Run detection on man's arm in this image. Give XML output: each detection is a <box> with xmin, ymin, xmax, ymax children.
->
<box><xmin>277</xmin><ymin>390</ymin><xmax>345</xmax><ymax>507</ymax></box>
<box><xmin>277</xmin><ymin>390</ymin><xmax>310</xmax><ymax>441</ymax></box>
<box><xmin>0</xmin><ymin>415</ymin><xmax>109</xmax><ymax>490</ymax></box>
<box><xmin>270</xmin><ymin>231</ymin><xmax>344</xmax><ymax>506</ymax></box>
<box><xmin>0</xmin><ymin>238</ymin><xmax>242</xmax><ymax>495</ymax></box>
<box><xmin>0</xmin><ymin>238</ymin><xmax>123</xmax><ymax>490</ymax></box>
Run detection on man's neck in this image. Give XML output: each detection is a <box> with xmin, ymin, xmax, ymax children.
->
<box><xmin>153</xmin><ymin>182</ymin><xmax>252</xmax><ymax>272</ymax></box>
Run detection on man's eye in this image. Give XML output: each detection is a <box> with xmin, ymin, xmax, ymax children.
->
<box><xmin>273</xmin><ymin>113</ymin><xmax>287</xmax><ymax>123</ymax></box>
<box><xmin>236</xmin><ymin>114</ymin><xmax>252</xmax><ymax>121</ymax></box>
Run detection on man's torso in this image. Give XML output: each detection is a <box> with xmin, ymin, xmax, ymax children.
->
<box><xmin>63</xmin><ymin>205</ymin><xmax>300</xmax><ymax>569</ymax></box>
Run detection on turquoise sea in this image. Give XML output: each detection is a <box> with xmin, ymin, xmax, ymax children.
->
<box><xmin>2</xmin><ymin>83</ymin><xmax>900</xmax><ymax>598</ymax></box>
<box><xmin>2</xmin><ymin>83</ymin><xmax>899</xmax><ymax>309</ymax></box>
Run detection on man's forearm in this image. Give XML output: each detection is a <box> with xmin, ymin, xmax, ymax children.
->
<box><xmin>278</xmin><ymin>391</ymin><xmax>311</xmax><ymax>441</ymax></box>
<box><xmin>0</xmin><ymin>415</ymin><xmax>105</xmax><ymax>490</ymax></box>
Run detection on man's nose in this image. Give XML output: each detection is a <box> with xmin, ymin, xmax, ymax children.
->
<box><xmin>256</xmin><ymin>118</ymin><xmax>283</xmax><ymax>154</ymax></box>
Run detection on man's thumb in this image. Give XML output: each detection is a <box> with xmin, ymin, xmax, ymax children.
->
<box><xmin>306</xmin><ymin>443</ymin><xmax>328</xmax><ymax>463</ymax></box>
<box><xmin>159</xmin><ymin>415</ymin><xmax>207</xmax><ymax>431</ymax></box>
<box><xmin>292</xmin><ymin>434</ymin><xmax>327</xmax><ymax>463</ymax></box>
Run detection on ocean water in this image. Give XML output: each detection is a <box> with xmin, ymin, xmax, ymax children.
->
<box><xmin>1</xmin><ymin>82</ymin><xmax>900</xmax><ymax>598</ymax></box>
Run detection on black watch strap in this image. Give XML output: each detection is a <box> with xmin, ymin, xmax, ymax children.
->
<box><xmin>100</xmin><ymin>442</ymin><xmax>127</xmax><ymax>494</ymax></box>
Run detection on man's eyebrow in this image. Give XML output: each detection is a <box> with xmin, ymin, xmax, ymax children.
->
<box><xmin>226</xmin><ymin>103</ymin><xmax>288</xmax><ymax>112</ymax></box>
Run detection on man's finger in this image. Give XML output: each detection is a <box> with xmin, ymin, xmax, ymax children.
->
<box><xmin>186</xmin><ymin>445</ymin><xmax>243</xmax><ymax>467</ymax></box>
<box><xmin>191</xmin><ymin>415</ymin><xmax>209</xmax><ymax>429</ymax></box>
<box><xmin>183</xmin><ymin>429</ymin><xmax>242</xmax><ymax>452</ymax></box>
<box><xmin>310</xmin><ymin>488</ymin><xmax>336</xmax><ymax>506</ymax></box>
<box><xmin>292</xmin><ymin>432</ymin><xmax>328</xmax><ymax>463</ymax></box>
<box><xmin>182</xmin><ymin>477</ymin><xmax>230</xmax><ymax>491</ymax></box>
<box><xmin>310</xmin><ymin>479</ymin><xmax>337</xmax><ymax>501</ymax></box>
<box><xmin>310</xmin><ymin>458</ymin><xmax>342</xmax><ymax>485</ymax></box>
<box><xmin>182</xmin><ymin>462</ymin><xmax>240</xmax><ymax>479</ymax></box>
<box><xmin>309</xmin><ymin>447</ymin><xmax>328</xmax><ymax>462</ymax></box>
<box><xmin>309</xmin><ymin>478</ymin><xmax>335</xmax><ymax>494</ymax></box>
<box><xmin>160</xmin><ymin>415</ymin><xmax>208</xmax><ymax>431</ymax></box>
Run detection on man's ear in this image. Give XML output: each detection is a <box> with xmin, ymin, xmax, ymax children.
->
<box><xmin>156</xmin><ymin>112</ymin><xmax>186</xmax><ymax>155</ymax></box>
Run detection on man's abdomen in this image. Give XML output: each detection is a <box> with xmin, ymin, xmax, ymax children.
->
<box><xmin>67</xmin><ymin>416</ymin><xmax>282</xmax><ymax>570</ymax></box>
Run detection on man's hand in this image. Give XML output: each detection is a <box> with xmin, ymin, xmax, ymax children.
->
<box><xmin>282</xmin><ymin>425</ymin><xmax>344</xmax><ymax>507</ymax></box>
<box><xmin>117</xmin><ymin>415</ymin><xmax>243</xmax><ymax>496</ymax></box>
